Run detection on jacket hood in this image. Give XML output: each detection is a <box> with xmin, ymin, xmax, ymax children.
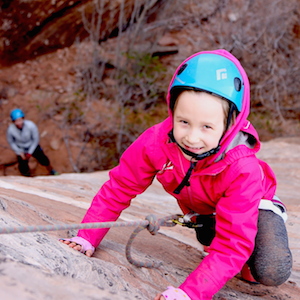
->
<box><xmin>166</xmin><ymin>49</ymin><xmax>251</xmax><ymax>164</ymax></box>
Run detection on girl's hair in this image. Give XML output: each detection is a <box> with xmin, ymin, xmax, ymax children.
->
<box><xmin>170</xmin><ymin>89</ymin><xmax>237</xmax><ymax>130</ymax></box>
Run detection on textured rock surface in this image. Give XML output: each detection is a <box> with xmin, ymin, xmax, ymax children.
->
<box><xmin>0</xmin><ymin>0</ymin><xmax>143</xmax><ymax>66</ymax></box>
<box><xmin>0</xmin><ymin>138</ymin><xmax>299</xmax><ymax>299</ymax></box>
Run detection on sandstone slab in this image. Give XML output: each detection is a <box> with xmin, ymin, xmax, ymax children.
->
<box><xmin>0</xmin><ymin>138</ymin><xmax>299</xmax><ymax>299</ymax></box>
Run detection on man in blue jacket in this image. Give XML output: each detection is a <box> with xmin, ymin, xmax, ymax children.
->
<box><xmin>6</xmin><ymin>108</ymin><xmax>58</xmax><ymax>176</ymax></box>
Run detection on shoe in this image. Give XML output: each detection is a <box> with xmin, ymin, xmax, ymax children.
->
<box><xmin>241</xmin><ymin>263</ymin><xmax>259</xmax><ymax>284</ymax></box>
<box><xmin>50</xmin><ymin>169</ymin><xmax>59</xmax><ymax>175</ymax></box>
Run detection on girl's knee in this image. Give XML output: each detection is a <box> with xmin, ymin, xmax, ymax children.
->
<box><xmin>251</xmin><ymin>249</ymin><xmax>292</xmax><ymax>286</ymax></box>
<box><xmin>250</xmin><ymin>209</ymin><xmax>293</xmax><ymax>286</ymax></box>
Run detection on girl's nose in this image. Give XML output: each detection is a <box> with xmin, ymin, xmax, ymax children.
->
<box><xmin>186</xmin><ymin>128</ymin><xmax>201</xmax><ymax>144</ymax></box>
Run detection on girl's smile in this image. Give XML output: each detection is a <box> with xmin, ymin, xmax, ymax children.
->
<box><xmin>183</xmin><ymin>144</ymin><xmax>204</xmax><ymax>153</ymax></box>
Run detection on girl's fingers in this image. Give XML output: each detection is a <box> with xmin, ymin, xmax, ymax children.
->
<box><xmin>72</xmin><ymin>244</ymin><xmax>82</xmax><ymax>251</ymax></box>
<box><xmin>85</xmin><ymin>249</ymin><xmax>94</xmax><ymax>257</ymax></box>
<box><xmin>59</xmin><ymin>239</ymin><xmax>71</xmax><ymax>245</ymax></box>
<box><xmin>59</xmin><ymin>240</ymin><xmax>82</xmax><ymax>252</ymax></box>
<box><xmin>154</xmin><ymin>293</ymin><xmax>165</xmax><ymax>300</ymax></box>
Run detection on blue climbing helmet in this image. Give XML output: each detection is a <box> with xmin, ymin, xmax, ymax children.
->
<box><xmin>170</xmin><ymin>53</ymin><xmax>244</xmax><ymax>112</ymax></box>
<box><xmin>10</xmin><ymin>108</ymin><xmax>25</xmax><ymax>121</ymax></box>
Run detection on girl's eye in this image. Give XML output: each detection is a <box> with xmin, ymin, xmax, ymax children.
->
<box><xmin>180</xmin><ymin>120</ymin><xmax>188</xmax><ymax>124</ymax></box>
<box><xmin>204</xmin><ymin>125</ymin><xmax>212</xmax><ymax>129</ymax></box>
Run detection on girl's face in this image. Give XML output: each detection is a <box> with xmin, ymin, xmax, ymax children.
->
<box><xmin>173</xmin><ymin>91</ymin><xmax>226</xmax><ymax>160</ymax></box>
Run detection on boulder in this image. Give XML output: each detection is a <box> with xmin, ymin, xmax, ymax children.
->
<box><xmin>0</xmin><ymin>138</ymin><xmax>299</xmax><ymax>299</ymax></box>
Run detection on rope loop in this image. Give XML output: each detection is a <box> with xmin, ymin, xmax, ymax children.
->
<box><xmin>125</xmin><ymin>214</ymin><xmax>179</xmax><ymax>268</ymax></box>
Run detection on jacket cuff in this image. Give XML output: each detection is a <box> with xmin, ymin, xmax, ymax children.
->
<box><xmin>161</xmin><ymin>286</ymin><xmax>191</xmax><ymax>300</ymax></box>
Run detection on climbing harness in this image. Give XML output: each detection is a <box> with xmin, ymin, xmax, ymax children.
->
<box><xmin>0</xmin><ymin>213</ymin><xmax>185</xmax><ymax>268</ymax></box>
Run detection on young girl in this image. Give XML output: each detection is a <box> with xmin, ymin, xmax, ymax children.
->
<box><xmin>60</xmin><ymin>49</ymin><xmax>292</xmax><ymax>300</ymax></box>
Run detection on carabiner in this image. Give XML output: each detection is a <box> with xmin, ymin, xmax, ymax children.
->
<box><xmin>172</xmin><ymin>212</ymin><xmax>203</xmax><ymax>228</ymax></box>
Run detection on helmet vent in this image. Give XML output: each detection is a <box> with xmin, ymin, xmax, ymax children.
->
<box><xmin>177</xmin><ymin>63</ymin><xmax>187</xmax><ymax>75</ymax></box>
<box><xmin>234</xmin><ymin>77</ymin><xmax>242</xmax><ymax>91</ymax></box>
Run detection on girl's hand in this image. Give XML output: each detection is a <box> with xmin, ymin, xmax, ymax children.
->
<box><xmin>60</xmin><ymin>239</ymin><xmax>94</xmax><ymax>257</ymax></box>
<box><xmin>158</xmin><ymin>286</ymin><xmax>191</xmax><ymax>300</ymax></box>
<box><xmin>154</xmin><ymin>294</ymin><xmax>165</xmax><ymax>300</ymax></box>
<box><xmin>59</xmin><ymin>237</ymin><xmax>95</xmax><ymax>257</ymax></box>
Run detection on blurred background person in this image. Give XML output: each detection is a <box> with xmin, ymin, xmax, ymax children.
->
<box><xmin>6</xmin><ymin>108</ymin><xmax>58</xmax><ymax>177</ymax></box>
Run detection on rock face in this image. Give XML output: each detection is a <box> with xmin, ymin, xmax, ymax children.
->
<box><xmin>0</xmin><ymin>137</ymin><xmax>300</xmax><ymax>300</ymax></box>
<box><xmin>0</xmin><ymin>0</ymin><xmax>142</xmax><ymax>67</ymax></box>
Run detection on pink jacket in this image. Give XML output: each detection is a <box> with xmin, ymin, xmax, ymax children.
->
<box><xmin>78</xmin><ymin>50</ymin><xmax>277</xmax><ymax>299</ymax></box>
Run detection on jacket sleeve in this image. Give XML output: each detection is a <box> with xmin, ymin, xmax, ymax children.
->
<box><xmin>27</xmin><ymin>121</ymin><xmax>39</xmax><ymax>154</ymax></box>
<box><xmin>6</xmin><ymin>126</ymin><xmax>22</xmax><ymax>155</ymax></box>
<box><xmin>180</xmin><ymin>159</ymin><xmax>264</xmax><ymax>299</ymax></box>
<box><xmin>78</xmin><ymin>128</ymin><xmax>158</xmax><ymax>247</ymax></box>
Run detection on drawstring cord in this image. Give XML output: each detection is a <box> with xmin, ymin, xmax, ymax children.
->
<box><xmin>168</xmin><ymin>130</ymin><xmax>220</xmax><ymax>194</ymax></box>
<box><xmin>173</xmin><ymin>160</ymin><xmax>197</xmax><ymax>194</ymax></box>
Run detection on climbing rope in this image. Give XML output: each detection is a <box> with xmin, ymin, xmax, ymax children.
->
<box><xmin>125</xmin><ymin>214</ymin><xmax>177</xmax><ymax>268</ymax></box>
<box><xmin>0</xmin><ymin>213</ymin><xmax>179</xmax><ymax>268</ymax></box>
